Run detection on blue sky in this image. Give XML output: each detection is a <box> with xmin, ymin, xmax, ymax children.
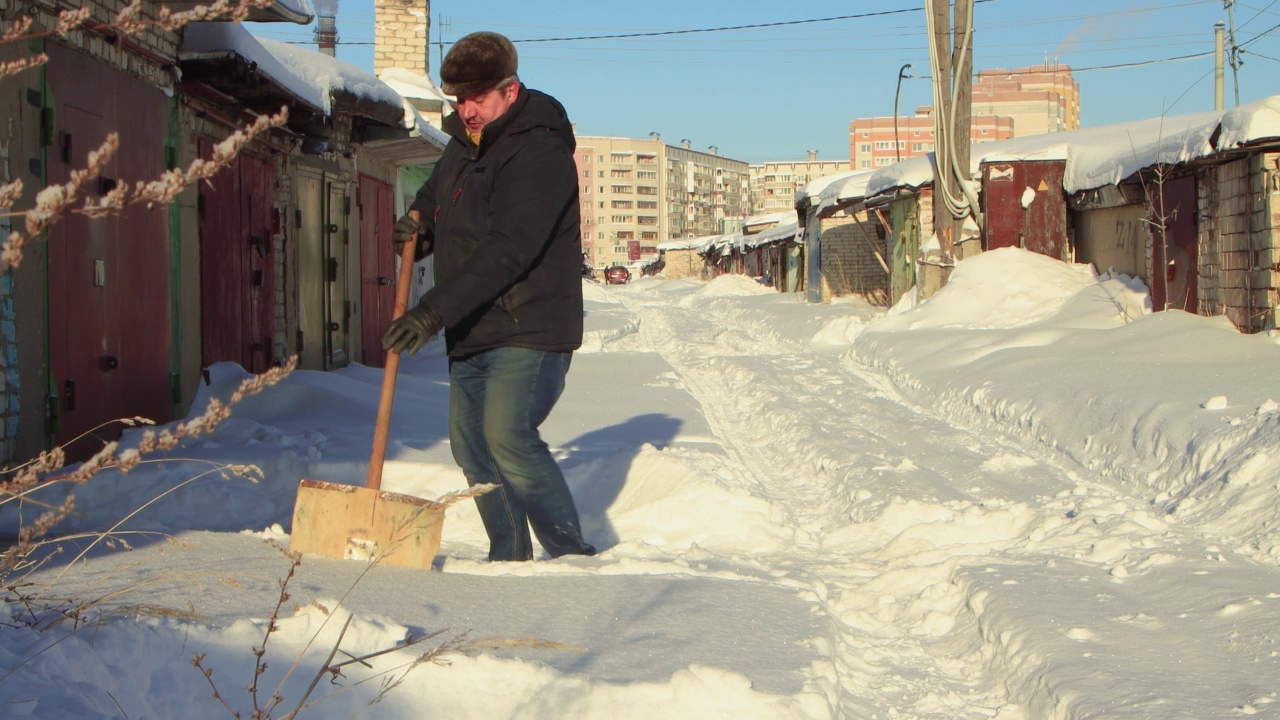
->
<box><xmin>249</xmin><ymin>0</ymin><xmax>1280</xmax><ymax>163</ymax></box>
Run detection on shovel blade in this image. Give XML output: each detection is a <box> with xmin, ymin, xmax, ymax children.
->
<box><xmin>290</xmin><ymin>479</ymin><xmax>445</xmax><ymax>570</ymax></box>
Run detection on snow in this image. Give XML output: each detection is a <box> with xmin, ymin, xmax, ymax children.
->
<box><xmin>181</xmin><ymin>23</ymin><xmax>405</xmax><ymax>119</ymax></box>
<box><xmin>4</xmin><ymin>248</ymin><xmax>1280</xmax><ymax>718</ymax></box>
<box><xmin>863</xmin><ymin>94</ymin><xmax>1280</xmax><ymax>197</ymax></box>
<box><xmin>797</xmin><ymin>170</ymin><xmax>874</xmax><ymax>217</ymax></box>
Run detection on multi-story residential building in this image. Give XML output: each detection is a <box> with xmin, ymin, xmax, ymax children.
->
<box><xmin>849</xmin><ymin>63</ymin><xmax>1078</xmax><ymax>169</ymax></box>
<box><xmin>850</xmin><ymin>112</ymin><xmax>1014</xmax><ymax>170</ymax></box>
<box><xmin>749</xmin><ymin>152</ymin><xmax>851</xmax><ymax>214</ymax></box>
<box><xmin>973</xmin><ymin>63</ymin><xmax>1080</xmax><ymax>135</ymax></box>
<box><xmin>574</xmin><ymin>135</ymin><xmax>750</xmax><ymax>268</ymax></box>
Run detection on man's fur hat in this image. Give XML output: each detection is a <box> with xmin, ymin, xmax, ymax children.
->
<box><xmin>440</xmin><ymin>32</ymin><xmax>518</xmax><ymax>97</ymax></box>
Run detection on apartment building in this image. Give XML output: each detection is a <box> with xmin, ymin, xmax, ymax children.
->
<box><xmin>574</xmin><ymin>135</ymin><xmax>750</xmax><ymax>268</ymax></box>
<box><xmin>850</xmin><ymin>112</ymin><xmax>1014</xmax><ymax>170</ymax></box>
<box><xmin>849</xmin><ymin>63</ymin><xmax>1078</xmax><ymax>169</ymax></box>
<box><xmin>749</xmin><ymin>152</ymin><xmax>851</xmax><ymax>214</ymax></box>
<box><xmin>973</xmin><ymin>63</ymin><xmax>1080</xmax><ymax>135</ymax></box>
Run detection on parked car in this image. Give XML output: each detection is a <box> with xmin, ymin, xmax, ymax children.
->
<box><xmin>604</xmin><ymin>266</ymin><xmax>630</xmax><ymax>284</ymax></box>
<box><xmin>581</xmin><ymin>262</ymin><xmax>596</xmax><ymax>281</ymax></box>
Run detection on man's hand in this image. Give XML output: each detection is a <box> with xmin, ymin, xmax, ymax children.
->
<box><xmin>382</xmin><ymin>302</ymin><xmax>444</xmax><ymax>356</ymax></box>
<box><xmin>392</xmin><ymin>214</ymin><xmax>422</xmax><ymax>250</ymax></box>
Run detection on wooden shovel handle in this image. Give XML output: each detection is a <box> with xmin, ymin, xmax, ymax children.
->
<box><xmin>367</xmin><ymin>210</ymin><xmax>421</xmax><ymax>491</ymax></box>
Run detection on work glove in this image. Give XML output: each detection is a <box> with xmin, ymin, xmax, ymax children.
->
<box><xmin>382</xmin><ymin>301</ymin><xmax>443</xmax><ymax>356</ymax></box>
<box><xmin>392</xmin><ymin>214</ymin><xmax>422</xmax><ymax>250</ymax></box>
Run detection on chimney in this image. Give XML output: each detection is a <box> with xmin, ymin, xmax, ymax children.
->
<box><xmin>314</xmin><ymin>0</ymin><xmax>338</xmax><ymax>57</ymax></box>
<box><xmin>375</xmin><ymin>0</ymin><xmax>431</xmax><ymax>76</ymax></box>
<box><xmin>807</xmin><ymin>149</ymin><xmax>818</xmax><ymax>161</ymax></box>
<box><xmin>708</xmin><ymin>145</ymin><xmax>718</xmax><ymax>156</ymax></box>
<box><xmin>649</xmin><ymin>132</ymin><xmax>661</xmax><ymax>141</ymax></box>
<box><xmin>680</xmin><ymin>139</ymin><xmax>691</xmax><ymax>149</ymax></box>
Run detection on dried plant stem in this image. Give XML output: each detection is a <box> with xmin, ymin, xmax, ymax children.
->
<box><xmin>27</xmin><ymin>461</ymin><xmax>258</xmax><ymax>607</ymax></box>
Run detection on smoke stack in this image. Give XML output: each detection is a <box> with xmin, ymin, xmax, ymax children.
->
<box><xmin>807</xmin><ymin>149</ymin><xmax>818</xmax><ymax>161</ymax></box>
<box><xmin>374</xmin><ymin>0</ymin><xmax>431</xmax><ymax>76</ymax></box>
<box><xmin>314</xmin><ymin>0</ymin><xmax>339</xmax><ymax>57</ymax></box>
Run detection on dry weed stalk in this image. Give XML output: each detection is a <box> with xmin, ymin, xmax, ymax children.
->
<box><xmin>0</xmin><ymin>356</ymin><xmax>297</xmax><ymax>576</ymax></box>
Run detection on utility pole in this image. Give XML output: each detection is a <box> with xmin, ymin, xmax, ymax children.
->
<box><xmin>925</xmin><ymin>0</ymin><xmax>976</xmax><ymax>297</ymax></box>
<box><xmin>1215</xmin><ymin>21</ymin><xmax>1226</xmax><ymax>111</ymax></box>
<box><xmin>951</xmin><ymin>0</ymin><xmax>973</xmax><ymax>262</ymax></box>
<box><xmin>929</xmin><ymin>0</ymin><xmax>952</xmax><ymax>255</ymax></box>
<box><xmin>1224</xmin><ymin>0</ymin><xmax>1241</xmax><ymax>106</ymax></box>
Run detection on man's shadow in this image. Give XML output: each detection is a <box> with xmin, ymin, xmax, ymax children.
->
<box><xmin>557</xmin><ymin>413</ymin><xmax>681</xmax><ymax>552</ymax></box>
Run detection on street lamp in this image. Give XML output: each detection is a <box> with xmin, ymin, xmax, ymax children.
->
<box><xmin>894</xmin><ymin>63</ymin><xmax>914</xmax><ymax>163</ymax></box>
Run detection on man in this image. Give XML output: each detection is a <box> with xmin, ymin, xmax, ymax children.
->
<box><xmin>382</xmin><ymin>31</ymin><xmax>596</xmax><ymax>562</ymax></box>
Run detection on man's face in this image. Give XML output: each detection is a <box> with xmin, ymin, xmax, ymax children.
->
<box><xmin>455</xmin><ymin>81</ymin><xmax>519</xmax><ymax>133</ymax></box>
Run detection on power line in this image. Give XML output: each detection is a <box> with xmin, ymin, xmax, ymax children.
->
<box><xmin>505</xmin><ymin>2</ymin><xmax>997</xmax><ymax>44</ymax></box>
<box><xmin>1237</xmin><ymin>0</ymin><xmax>1280</xmax><ymax>31</ymax></box>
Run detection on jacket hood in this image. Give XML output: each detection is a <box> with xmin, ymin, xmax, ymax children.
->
<box><xmin>443</xmin><ymin>87</ymin><xmax>576</xmax><ymax>153</ymax></box>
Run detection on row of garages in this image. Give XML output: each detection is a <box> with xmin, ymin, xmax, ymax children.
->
<box><xmin>1</xmin><ymin>4</ymin><xmax>446</xmax><ymax>461</ymax></box>
<box><xmin>660</xmin><ymin>97</ymin><xmax>1280</xmax><ymax>337</ymax></box>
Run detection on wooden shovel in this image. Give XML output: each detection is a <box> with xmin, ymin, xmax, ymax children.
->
<box><xmin>290</xmin><ymin>214</ymin><xmax>445</xmax><ymax>569</ymax></box>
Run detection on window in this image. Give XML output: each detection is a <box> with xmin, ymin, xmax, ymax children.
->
<box><xmin>599</xmin><ymin>202</ymin><xmax>605</xmax><ymax>209</ymax></box>
<box><xmin>860</xmin><ymin>160</ymin><xmax>871</xmax><ymax>168</ymax></box>
<box><xmin>859</xmin><ymin>143</ymin><xmax>871</xmax><ymax>153</ymax></box>
<box><xmin>583</xmin><ymin>170</ymin><xmax>590</xmax><ymax>178</ymax></box>
<box><xmin>912</xmin><ymin>143</ymin><xmax>923</xmax><ymax>152</ymax></box>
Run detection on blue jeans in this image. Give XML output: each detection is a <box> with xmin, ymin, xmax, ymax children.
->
<box><xmin>449</xmin><ymin>347</ymin><xmax>595</xmax><ymax>561</ymax></box>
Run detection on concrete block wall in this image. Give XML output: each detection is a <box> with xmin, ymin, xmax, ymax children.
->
<box><xmin>819</xmin><ymin>212</ymin><xmax>888</xmax><ymax>303</ymax></box>
<box><xmin>1200</xmin><ymin>153</ymin><xmax>1280</xmax><ymax>333</ymax></box>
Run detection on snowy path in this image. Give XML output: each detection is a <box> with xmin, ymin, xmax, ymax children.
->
<box><xmin>601</xmin><ymin>279</ymin><xmax>1280</xmax><ymax>719</ymax></box>
<box><xmin>6</xmin><ymin>267</ymin><xmax>1279</xmax><ymax>719</ymax></box>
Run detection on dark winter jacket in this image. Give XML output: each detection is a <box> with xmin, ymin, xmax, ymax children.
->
<box><xmin>408</xmin><ymin>87</ymin><xmax>583</xmax><ymax>357</ymax></box>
